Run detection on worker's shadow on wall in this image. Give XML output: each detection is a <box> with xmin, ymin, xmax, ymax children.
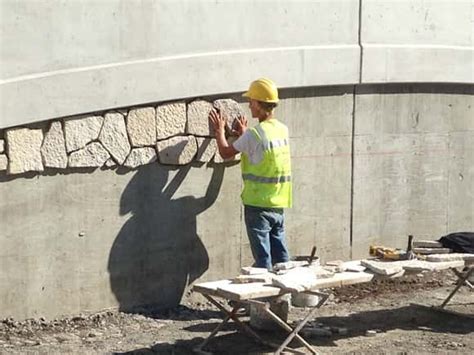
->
<box><xmin>108</xmin><ymin>162</ymin><xmax>225</xmax><ymax>313</ymax></box>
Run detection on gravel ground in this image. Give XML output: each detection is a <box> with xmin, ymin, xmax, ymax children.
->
<box><xmin>1</xmin><ymin>270</ymin><xmax>473</xmax><ymax>354</ymax></box>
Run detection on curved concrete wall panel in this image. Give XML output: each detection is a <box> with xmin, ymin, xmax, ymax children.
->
<box><xmin>361</xmin><ymin>0</ymin><xmax>473</xmax><ymax>83</ymax></box>
<box><xmin>0</xmin><ymin>0</ymin><xmax>360</xmax><ymax>128</ymax></box>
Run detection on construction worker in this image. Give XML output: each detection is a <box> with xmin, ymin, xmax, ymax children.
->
<box><xmin>209</xmin><ymin>78</ymin><xmax>292</xmax><ymax>270</ymax></box>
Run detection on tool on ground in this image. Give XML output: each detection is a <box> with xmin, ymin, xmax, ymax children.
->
<box><xmin>369</xmin><ymin>235</ymin><xmax>417</xmax><ymax>260</ymax></box>
<box><xmin>308</xmin><ymin>246</ymin><xmax>317</xmax><ymax>265</ymax></box>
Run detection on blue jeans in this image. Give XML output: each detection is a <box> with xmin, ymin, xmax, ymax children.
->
<box><xmin>244</xmin><ymin>205</ymin><xmax>290</xmax><ymax>269</ymax></box>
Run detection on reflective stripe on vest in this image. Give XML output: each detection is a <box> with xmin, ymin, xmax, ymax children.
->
<box><xmin>242</xmin><ymin>173</ymin><xmax>292</xmax><ymax>184</ymax></box>
<box><xmin>254</xmin><ymin>124</ymin><xmax>289</xmax><ymax>151</ymax></box>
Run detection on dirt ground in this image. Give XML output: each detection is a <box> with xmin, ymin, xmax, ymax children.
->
<box><xmin>1</xmin><ymin>270</ymin><xmax>473</xmax><ymax>354</ymax></box>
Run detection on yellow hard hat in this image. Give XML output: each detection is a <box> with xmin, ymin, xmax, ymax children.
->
<box><xmin>242</xmin><ymin>78</ymin><xmax>279</xmax><ymax>103</ymax></box>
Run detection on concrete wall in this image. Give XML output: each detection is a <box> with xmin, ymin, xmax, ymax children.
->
<box><xmin>1</xmin><ymin>84</ymin><xmax>472</xmax><ymax>319</ymax></box>
<box><xmin>1</xmin><ymin>0</ymin><xmax>472</xmax><ymax>128</ymax></box>
<box><xmin>0</xmin><ymin>1</ymin><xmax>473</xmax><ymax>319</ymax></box>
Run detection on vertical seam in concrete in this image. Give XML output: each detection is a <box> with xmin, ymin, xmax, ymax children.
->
<box><xmin>350</xmin><ymin>85</ymin><xmax>356</xmax><ymax>260</ymax></box>
<box><xmin>358</xmin><ymin>0</ymin><xmax>363</xmax><ymax>83</ymax></box>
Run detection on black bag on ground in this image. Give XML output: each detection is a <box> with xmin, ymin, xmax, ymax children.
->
<box><xmin>439</xmin><ymin>232</ymin><xmax>474</xmax><ymax>253</ymax></box>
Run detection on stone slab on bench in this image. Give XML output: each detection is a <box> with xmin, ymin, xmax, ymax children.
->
<box><xmin>413</xmin><ymin>240</ymin><xmax>443</xmax><ymax>248</ymax></box>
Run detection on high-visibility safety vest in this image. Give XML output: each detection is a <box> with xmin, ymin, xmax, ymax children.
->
<box><xmin>241</xmin><ymin>118</ymin><xmax>292</xmax><ymax>208</ymax></box>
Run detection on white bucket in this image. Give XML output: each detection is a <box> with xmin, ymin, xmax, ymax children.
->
<box><xmin>291</xmin><ymin>292</ymin><xmax>320</xmax><ymax>308</ymax></box>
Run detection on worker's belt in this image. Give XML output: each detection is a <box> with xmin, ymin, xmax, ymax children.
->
<box><xmin>242</xmin><ymin>173</ymin><xmax>292</xmax><ymax>184</ymax></box>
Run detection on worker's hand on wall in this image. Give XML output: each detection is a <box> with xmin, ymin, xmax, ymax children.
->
<box><xmin>232</xmin><ymin>115</ymin><xmax>248</xmax><ymax>137</ymax></box>
<box><xmin>209</xmin><ymin>108</ymin><xmax>226</xmax><ymax>135</ymax></box>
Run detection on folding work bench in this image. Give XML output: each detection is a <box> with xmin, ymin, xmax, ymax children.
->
<box><xmin>192</xmin><ymin>271</ymin><xmax>375</xmax><ymax>354</ymax></box>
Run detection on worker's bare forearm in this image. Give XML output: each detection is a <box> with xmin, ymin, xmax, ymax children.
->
<box><xmin>215</xmin><ymin>131</ymin><xmax>238</xmax><ymax>159</ymax></box>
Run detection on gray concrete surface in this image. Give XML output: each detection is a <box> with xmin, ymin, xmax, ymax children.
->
<box><xmin>352</xmin><ymin>84</ymin><xmax>474</xmax><ymax>257</ymax></box>
<box><xmin>1</xmin><ymin>84</ymin><xmax>472</xmax><ymax>319</ymax></box>
<box><xmin>2</xmin><ymin>0</ymin><xmax>472</xmax><ymax>128</ymax></box>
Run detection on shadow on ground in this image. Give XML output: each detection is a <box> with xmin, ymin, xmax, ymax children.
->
<box><xmin>116</xmin><ymin>303</ymin><xmax>474</xmax><ymax>354</ymax></box>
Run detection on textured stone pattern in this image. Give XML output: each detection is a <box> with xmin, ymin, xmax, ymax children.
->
<box><xmin>1</xmin><ymin>98</ymin><xmax>240</xmax><ymax>175</ymax></box>
<box><xmin>187</xmin><ymin>100</ymin><xmax>215</xmax><ymax>136</ymax></box>
<box><xmin>124</xmin><ymin>147</ymin><xmax>157</xmax><ymax>169</ymax></box>
<box><xmin>41</xmin><ymin>121</ymin><xmax>67</xmax><ymax>169</ymax></box>
<box><xmin>213</xmin><ymin>99</ymin><xmax>245</xmax><ymax>136</ymax></box>
<box><xmin>99</xmin><ymin>113</ymin><xmax>131</xmax><ymax>165</ymax></box>
<box><xmin>127</xmin><ymin>107</ymin><xmax>156</xmax><ymax>147</ymax></box>
<box><xmin>6</xmin><ymin>128</ymin><xmax>44</xmax><ymax>174</ymax></box>
<box><xmin>64</xmin><ymin>115</ymin><xmax>103</xmax><ymax>153</ymax></box>
<box><xmin>157</xmin><ymin>136</ymin><xmax>197</xmax><ymax>165</ymax></box>
<box><xmin>68</xmin><ymin>142</ymin><xmax>110</xmax><ymax>168</ymax></box>
<box><xmin>156</xmin><ymin>101</ymin><xmax>186</xmax><ymax>139</ymax></box>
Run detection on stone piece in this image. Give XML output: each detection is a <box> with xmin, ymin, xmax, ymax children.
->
<box><xmin>41</xmin><ymin>121</ymin><xmax>67</xmax><ymax>169</ymax></box>
<box><xmin>413</xmin><ymin>247</ymin><xmax>451</xmax><ymax>254</ymax></box>
<box><xmin>0</xmin><ymin>139</ymin><xmax>4</xmax><ymax>153</ymax></box>
<box><xmin>156</xmin><ymin>101</ymin><xmax>187</xmax><ymax>139</ymax></box>
<box><xmin>127</xmin><ymin>107</ymin><xmax>156</xmax><ymax>147</ymax></box>
<box><xmin>68</xmin><ymin>142</ymin><xmax>110</xmax><ymax>168</ymax></box>
<box><xmin>195</xmin><ymin>137</ymin><xmax>217</xmax><ymax>163</ymax></box>
<box><xmin>426</xmin><ymin>253</ymin><xmax>474</xmax><ymax>263</ymax></box>
<box><xmin>0</xmin><ymin>154</ymin><xmax>7</xmax><ymax>171</ymax></box>
<box><xmin>64</xmin><ymin>115</ymin><xmax>103</xmax><ymax>153</ymax></box>
<box><xmin>104</xmin><ymin>158</ymin><xmax>117</xmax><ymax>168</ymax></box>
<box><xmin>6</xmin><ymin>128</ymin><xmax>44</xmax><ymax>174</ymax></box>
<box><xmin>272</xmin><ymin>267</ymin><xmax>318</xmax><ymax>292</ymax></box>
<box><xmin>99</xmin><ymin>112</ymin><xmax>131</xmax><ymax>165</ymax></box>
<box><xmin>413</xmin><ymin>240</ymin><xmax>443</xmax><ymax>248</ymax></box>
<box><xmin>186</xmin><ymin>100</ymin><xmax>214</xmax><ymax>136</ymax></box>
<box><xmin>213</xmin><ymin>99</ymin><xmax>245</xmax><ymax>136</ymax></box>
<box><xmin>156</xmin><ymin>136</ymin><xmax>197</xmax><ymax>165</ymax></box>
<box><xmin>240</xmin><ymin>267</ymin><xmax>269</xmax><ymax>275</ymax></box>
<box><xmin>360</xmin><ymin>259</ymin><xmax>404</xmax><ymax>276</ymax></box>
<box><xmin>124</xmin><ymin>147</ymin><xmax>157</xmax><ymax>169</ymax></box>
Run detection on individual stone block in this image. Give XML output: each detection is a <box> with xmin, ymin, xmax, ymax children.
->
<box><xmin>0</xmin><ymin>154</ymin><xmax>7</xmax><ymax>171</ymax></box>
<box><xmin>156</xmin><ymin>136</ymin><xmax>197</xmax><ymax>165</ymax></box>
<box><xmin>156</xmin><ymin>101</ymin><xmax>187</xmax><ymax>139</ymax></box>
<box><xmin>41</xmin><ymin>121</ymin><xmax>67</xmax><ymax>169</ymax></box>
<box><xmin>6</xmin><ymin>128</ymin><xmax>44</xmax><ymax>174</ymax></box>
<box><xmin>124</xmin><ymin>147</ymin><xmax>157</xmax><ymax>169</ymax></box>
<box><xmin>127</xmin><ymin>107</ymin><xmax>156</xmax><ymax>147</ymax></box>
<box><xmin>186</xmin><ymin>100</ymin><xmax>214</xmax><ymax>136</ymax></box>
<box><xmin>195</xmin><ymin>137</ymin><xmax>217</xmax><ymax>163</ymax></box>
<box><xmin>99</xmin><ymin>112</ymin><xmax>131</xmax><ymax>165</ymax></box>
<box><xmin>64</xmin><ymin>115</ymin><xmax>103</xmax><ymax>153</ymax></box>
<box><xmin>68</xmin><ymin>142</ymin><xmax>110</xmax><ymax>168</ymax></box>
<box><xmin>0</xmin><ymin>139</ymin><xmax>4</xmax><ymax>153</ymax></box>
<box><xmin>213</xmin><ymin>99</ymin><xmax>245</xmax><ymax>136</ymax></box>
